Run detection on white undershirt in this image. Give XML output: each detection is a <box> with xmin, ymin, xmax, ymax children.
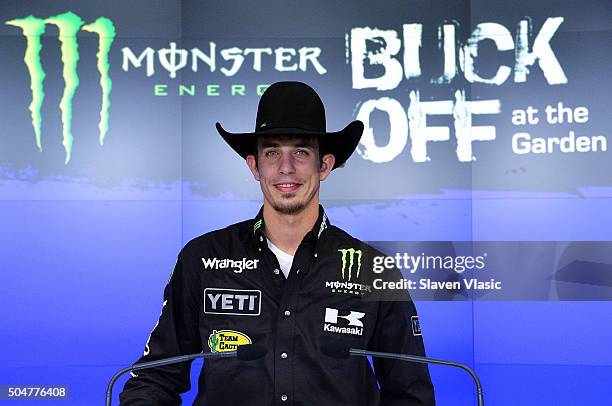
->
<box><xmin>266</xmin><ymin>238</ymin><xmax>294</xmax><ymax>279</ymax></box>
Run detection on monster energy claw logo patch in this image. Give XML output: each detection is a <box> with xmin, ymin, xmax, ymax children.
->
<box><xmin>6</xmin><ymin>11</ymin><xmax>116</xmax><ymax>163</ymax></box>
<box><xmin>253</xmin><ymin>219</ymin><xmax>263</xmax><ymax>234</ymax></box>
<box><xmin>325</xmin><ymin>247</ymin><xmax>371</xmax><ymax>296</ymax></box>
<box><xmin>339</xmin><ymin>248</ymin><xmax>362</xmax><ymax>280</ymax></box>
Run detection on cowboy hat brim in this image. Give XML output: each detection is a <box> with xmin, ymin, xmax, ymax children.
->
<box><xmin>216</xmin><ymin>120</ymin><xmax>364</xmax><ymax>170</ymax></box>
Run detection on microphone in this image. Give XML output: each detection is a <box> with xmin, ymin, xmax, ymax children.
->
<box><xmin>321</xmin><ymin>340</ymin><xmax>484</xmax><ymax>406</ymax></box>
<box><xmin>106</xmin><ymin>345</ymin><xmax>267</xmax><ymax>406</ymax></box>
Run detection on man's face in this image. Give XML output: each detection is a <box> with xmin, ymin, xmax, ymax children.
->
<box><xmin>246</xmin><ymin>136</ymin><xmax>335</xmax><ymax>215</ymax></box>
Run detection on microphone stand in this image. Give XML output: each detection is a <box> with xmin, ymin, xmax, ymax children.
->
<box><xmin>106</xmin><ymin>351</ymin><xmax>236</xmax><ymax>406</ymax></box>
<box><xmin>350</xmin><ymin>348</ymin><xmax>484</xmax><ymax>406</ymax></box>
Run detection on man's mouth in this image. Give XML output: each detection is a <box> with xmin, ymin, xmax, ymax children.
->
<box><xmin>274</xmin><ymin>182</ymin><xmax>302</xmax><ymax>193</ymax></box>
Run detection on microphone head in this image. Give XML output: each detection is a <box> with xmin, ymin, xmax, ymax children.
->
<box><xmin>236</xmin><ymin>344</ymin><xmax>267</xmax><ymax>361</ymax></box>
<box><xmin>321</xmin><ymin>340</ymin><xmax>350</xmax><ymax>359</ymax></box>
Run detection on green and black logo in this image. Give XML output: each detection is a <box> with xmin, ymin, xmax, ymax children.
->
<box><xmin>338</xmin><ymin>248</ymin><xmax>362</xmax><ymax>280</ymax></box>
<box><xmin>326</xmin><ymin>247</ymin><xmax>370</xmax><ymax>296</ymax></box>
<box><xmin>7</xmin><ymin>11</ymin><xmax>116</xmax><ymax>163</ymax></box>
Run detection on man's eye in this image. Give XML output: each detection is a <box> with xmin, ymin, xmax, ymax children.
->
<box><xmin>295</xmin><ymin>149</ymin><xmax>309</xmax><ymax>156</ymax></box>
<box><xmin>265</xmin><ymin>150</ymin><xmax>279</xmax><ymax>157</ymax></box>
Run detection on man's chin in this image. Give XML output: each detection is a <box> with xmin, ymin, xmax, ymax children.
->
<box><xmin>271</xmin><ymin>199</ymin><xmax>307</xmax><ymax>215</ymax></box>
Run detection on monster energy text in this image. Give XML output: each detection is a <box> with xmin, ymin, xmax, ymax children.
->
<box><xmin>152</xmin><ymin>83</ymin><xmax>271</xmax><ymax>97</ymax></box>
<box><xmin>122</xmin><ymin>42</ymin><xmax>327</xmax><ymax>78</ymax></box>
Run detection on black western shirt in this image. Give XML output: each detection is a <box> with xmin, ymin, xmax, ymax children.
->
<box><xmin>120</xmin><ymin>206</ymin><xmax>435</xmax><ymax>405</ymax></box>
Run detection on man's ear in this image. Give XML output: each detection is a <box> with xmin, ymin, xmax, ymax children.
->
<box><xmin>246</xmin><ymin>155</ymin><xmax>260</xmax><ymax>181</ymax></box>
<box><xmin>319</xmin><ymin>153</ymin><xmax>335</xmax><ymax>181</ymax></box>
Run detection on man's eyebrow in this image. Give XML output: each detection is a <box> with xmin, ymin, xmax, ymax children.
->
<box><xmin>292</xmin><ymin>141</ymin><xmax>316</xmax><ymax>149</ymax></box>
<box><xmin>260</xmin><ymin>140</ymin><xmax>281</xmax><ymax>148</ymax></box>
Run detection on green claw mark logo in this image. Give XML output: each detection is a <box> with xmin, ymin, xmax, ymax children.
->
<box><xmin>6</xmin><ymin>11</ymin><xmax>116</xmax><ymax>164</ymax></box>
<box><xmin>338</xmin><ymin>248</ymin><xmax>362</xmax><ymax>280</ymax></box>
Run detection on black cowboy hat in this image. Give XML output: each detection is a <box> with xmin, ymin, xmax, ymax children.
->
<box><xmin>216</xmin><ymin>81</ymin><xmax>363</xmax><ymax>169</ymax></box>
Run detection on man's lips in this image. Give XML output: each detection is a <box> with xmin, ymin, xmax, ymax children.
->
<box><xmin>273</xmin><ymin>182</ymin><xmax>302</xmax><ymax>193</ymax></box>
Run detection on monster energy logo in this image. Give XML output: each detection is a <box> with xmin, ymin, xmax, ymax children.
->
<box><xmin>6</xmin><ymin>11</ymin><xmax>116</xmax><ymax>163</ymax></box>
<box><xmin>339</xmin><ymin>248</ymin><xmax>362</xmax><ymax>280</ymax></box>
<box><xmin>253</xmin><ymin>219</ymin><xmax>263</xmax><ymax>234</ymax></box>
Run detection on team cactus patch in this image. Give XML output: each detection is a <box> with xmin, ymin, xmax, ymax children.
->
<box><xmin>208</xmin><ymin>329</ymin><xmax>252</xmax><ymax>352</ymax></box>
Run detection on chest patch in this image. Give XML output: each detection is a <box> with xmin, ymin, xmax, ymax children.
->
<box><xmin>204</xmin><ymin>288</ymin><xmax>261</xmax><ymax>316</ymax></box>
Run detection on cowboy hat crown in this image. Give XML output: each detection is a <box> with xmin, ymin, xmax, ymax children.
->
<box><xmin>216</xmin><ymin>81</ymin><xmax>363</xmax><ymax>169</ymax></box>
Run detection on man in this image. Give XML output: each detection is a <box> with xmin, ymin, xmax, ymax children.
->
<box><xmin>120</xmin><ymin>81</ymin><xmax>435</xmax><ymax>405</ymax></box>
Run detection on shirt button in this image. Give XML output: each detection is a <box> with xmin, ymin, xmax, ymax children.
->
<box><xmin>274</xmin><ymin>268</ymin><xmax>280</xmax><ymax>275</ymax></box>
<box><xmin>281</xmin><ymin>394</ymin><xmax>288</xmax><ymax>402</ymax></box>
<box><xmin>259</xmin><ymin>236</ymin><xmax>263</xmax><ymax>242</ymax></box>
<box><xmin>284</xmin><ymin>310</ymin><xmax>291</xmax><ymax>317</ymax></box>
<box><xmin>314</xmin><ymin>253</ymin><xmax>318</xmax><ymax>258</ymax></box>
<box><xmin>281</xmin><ymin>352</ymin><xmax>288</xmax><ymax>359</ymax></box>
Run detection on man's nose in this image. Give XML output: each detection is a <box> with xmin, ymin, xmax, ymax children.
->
<box><xmin>278</xmin><ymin>153</ymin><xmax>296</xmax><ymax>174</ymax></box>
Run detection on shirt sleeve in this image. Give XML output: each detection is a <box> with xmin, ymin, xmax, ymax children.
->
<box><xmin>368</xmin><ymin>297</ymin><xmax>436</xmax><ymax>405</ymax></box>
<box><xmin>119</xmin><ymin>252</ymin><xmax>202</xmax><ymax>405</ymax></box>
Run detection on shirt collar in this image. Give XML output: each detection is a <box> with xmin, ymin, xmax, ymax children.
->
<box><xmin>252</xmin><ymin>204</ymin><xmax>330</xmax><ymax>248</ymax></box>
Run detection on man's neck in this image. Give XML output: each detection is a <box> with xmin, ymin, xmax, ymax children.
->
<box><xmin>263</xmin><ymin>201</ymin><xmax>319</xmax><ymax>256</ymax></box>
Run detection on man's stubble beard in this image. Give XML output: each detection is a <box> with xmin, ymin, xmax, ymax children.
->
<box><xmin>271</xmin><ymin>193</ymin><xmax>307</xmax><ymax>215</ymax></box>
